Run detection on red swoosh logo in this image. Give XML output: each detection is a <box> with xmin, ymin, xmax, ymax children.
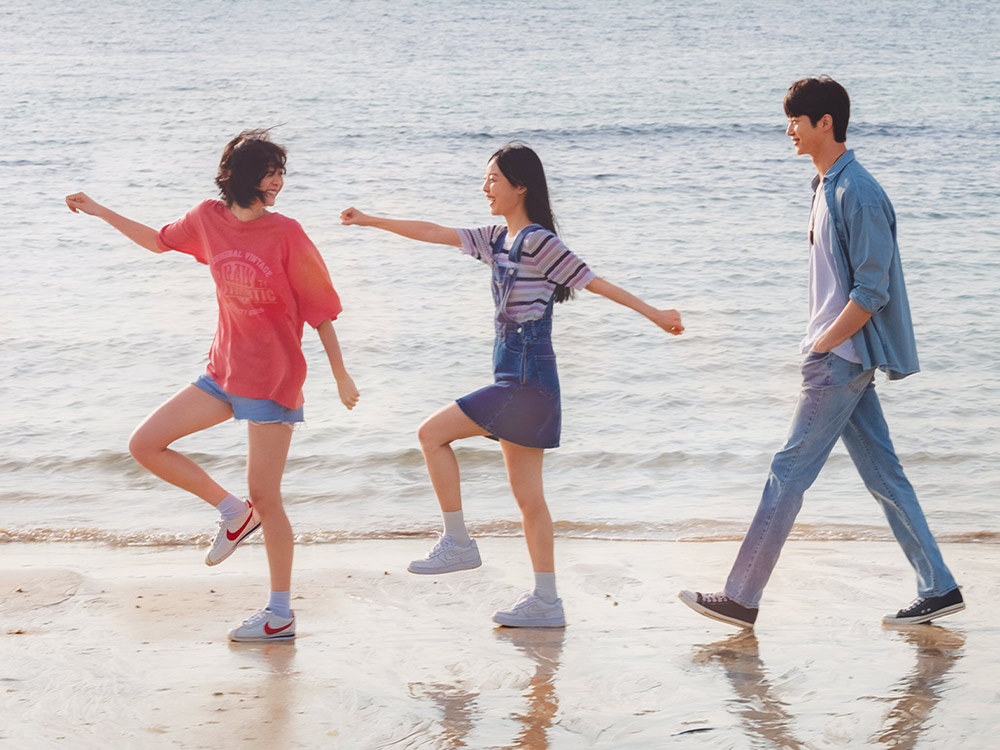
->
<box><xmin>264</xmin><ymin>620</ymin><xmax>293</xmax><ymax>635</ymax></box>
<box><xmin>226</xmin><ymin>505</ymin><xmax>255</xmax><ymax>541</ymax></box>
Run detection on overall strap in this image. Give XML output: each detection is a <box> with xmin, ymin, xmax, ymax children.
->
<box><xmin>495</xmin><ymin>224</ymin><xmax>545</xmax><ymax>323</ymax></box>
<box><xmin>506</xmin><ymin>223</ymin><xmax>544</xmax><ymax>264</ymax></box>
<box><xmin>490</xmin><ymin>228</ymin><xmax>509</xmax><ymax>257</ymax></box>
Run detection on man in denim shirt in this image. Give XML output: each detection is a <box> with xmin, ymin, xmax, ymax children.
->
<box><xmin>680</xmin><ymin>77</ymin><xmax>963</xmax><ymax>629</ymax></box>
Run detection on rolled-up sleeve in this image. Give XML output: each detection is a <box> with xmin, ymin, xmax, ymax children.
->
<box><xmin>846</xmin><ymin>204</ymin><xmax>893</xmax><ymax>313</ymax></box>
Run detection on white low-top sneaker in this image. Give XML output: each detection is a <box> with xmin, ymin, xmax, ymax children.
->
<box><xmin>492</xmin><ymin>592</ymin><xmax>566</xmax><ymax>628</ymax></box>
<box><xmin>205</xmin><ymin>502</ymin><xmax>260</xmax><ymax>566</ymax></box>
<box><xmin>407</xmin><ymin>534</ymin><xmax>482</xmax><ymax>575</ymax></box>
<box><xmin>227</xmin><ymin>608</ymin><xmax>296</xmax><ymax>642</ymax></box>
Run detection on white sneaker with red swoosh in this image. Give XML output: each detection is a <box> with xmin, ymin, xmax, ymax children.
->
<box><xmin>205</xmin><ymin>501</ymin><xmax>261</xmax><ymax>566</ymax></box>
<box><xmin>227</xmin><ymin>608</ymin><xmax>296</xmax><ymax>642</ymax></box>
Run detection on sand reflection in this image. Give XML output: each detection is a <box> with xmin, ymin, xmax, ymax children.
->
<box><xmin>873</xmin><ymin>625</ymin><xmax>966</xmax><ymax>748</ymax></box>
<box><xmin>693</xmin><ymin>631</ymin><xmax>805</xmax><ymax>749</ymax></box>
<box><xmin>409</xmin><ymin>627</ymin><xmax>565</xmax><ymax>749</ymax></box>
<box><xmin>693</xmin><ymin>624</ymin><xmax>965</xmax><ymax>748</ymax></box>
<box><xmin>226</xmin><ymin>640</ymin><xmax>298</xmax><ymax>744</ymax></box>
<box><xmin>494</xmin><ymin>627</ymin><xmax>565</xmax><ymax>750</ymax></box>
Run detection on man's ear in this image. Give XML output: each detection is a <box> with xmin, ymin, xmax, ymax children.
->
<box><xmin>819</xmin><ymin>113</ymin><xmax>834</xmax><ymax>133</ymax></box>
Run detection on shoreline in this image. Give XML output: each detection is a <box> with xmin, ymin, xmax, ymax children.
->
<box><xmin>2</xmin><ymin>539</ymin><xmax>997</xmax><ymax>748</ymax></box>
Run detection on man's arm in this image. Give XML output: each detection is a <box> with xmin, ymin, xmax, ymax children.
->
<box><xmin>811</xmin><ymin>299</ymin><xmax>872</xmax><ymax>352</ymax></box>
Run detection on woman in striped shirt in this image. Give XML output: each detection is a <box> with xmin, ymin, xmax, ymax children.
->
<box><xmin>341</xmin><ymin>143</ymin><xmax>683</xmax><ymax>627</ymax></box>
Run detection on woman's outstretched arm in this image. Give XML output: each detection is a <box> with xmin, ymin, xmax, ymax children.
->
<box><xmin>585</xmin><ymin>276</ymin><xmax>684</xmax><ymax>335</ymax></box>
<box><xmin>340</xmin><ymin>207</ymin><xmax>461</xmax><ymax>247</ymax></box>
<box><xmin>65</xmin><ymin>192</ymin><xmax>162</xmax><ymax>253</ymax></box>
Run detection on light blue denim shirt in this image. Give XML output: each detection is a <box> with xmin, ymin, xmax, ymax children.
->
<box><xmin>815</xmin><ymin>150</ymin><xmax>920</xmax><ymax>380</ymax></box>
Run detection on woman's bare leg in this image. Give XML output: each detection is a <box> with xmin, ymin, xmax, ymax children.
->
<box><xmin>128</xmin><ymin>385</ymin><xmax>233</xmax><ymax>505</ymax></box>
<box><xmin>246</xmin><ymin>421</ymin><xmax>295</xmax><ymax>592</ymax></box>
<box><xmin>499</xmin><ymin>440</ymin><xmax>553</xmax><ymax>573</ymax></box>
<box><xmin>416</xmin><ymin>402</ymin><xmax>489</xmax><ymax>512</ymax></box>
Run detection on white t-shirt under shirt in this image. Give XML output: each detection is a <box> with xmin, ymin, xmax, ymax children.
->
<box><xmin>456</xmin><ymin>225</ymin><xmax>596</xmax><ymax>323</ymax></box>
<box><xmin>801</xmin><ymin>179</ymin><xmax>862</xmax><ymax>363</ymax></box>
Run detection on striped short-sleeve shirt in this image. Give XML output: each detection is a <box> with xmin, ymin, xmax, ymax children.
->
<box><xmin>456</xmin><ymin>225</ymin><xmax>596</xmax><ymax>322</ymax></box>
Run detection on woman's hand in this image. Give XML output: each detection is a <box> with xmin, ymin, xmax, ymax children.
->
<box><xmin>64</xmin><ymin>193</ymin><xmax>162</xmax><ymax>252</ymax></box>
<box><xmin>340</xmin><ymin>207</ymin><xmax>371</xmax><ymax>226</ymax></box>
<box><xmin>336</xmin><ymin>373</ymin><xmax>360</xmax><ymax>410</ymax></box>
<box><xmin>65</xmin><ymin>192</ymin><xmax>107</xmax><ymax>217</ymax></box>
<box><xmin>650</xmin><ymin>308</ymin><xmax>684</xmax><ymax>335</ymax></box>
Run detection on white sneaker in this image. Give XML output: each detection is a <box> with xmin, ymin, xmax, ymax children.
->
<box><xmin>227</xmin><ymin>608</ymin><xmax>295</xmax><ymax>642</ymax></box>
<box><xmin>492</xmin><ymin>592</ymin><xmax>566</xmax><ymax>628</ymax></box>
<box><xmin>407</xmin><ymin>534</ymin><xmax>482</xmax><ymax>575</ymax></box>
<box><xmin>205</xmin><ymin>502</ymin><xmax>260</xmax><ymax>566</ymax></box>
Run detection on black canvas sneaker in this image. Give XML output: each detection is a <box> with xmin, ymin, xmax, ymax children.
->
<box><xmin>883</xmin><ymin>587</ymin><xmax>965</xmax><ymax>625</ymax></box>
<box><xmin>678</xmin><ymin>590</ymin><xmax>758</xmax><ymax>629</ymax></box>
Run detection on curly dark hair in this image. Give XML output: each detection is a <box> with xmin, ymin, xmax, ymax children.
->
<box><xmin>215</xmin><ymin>129</ymin><xmax>287</xmax><ymax>208</ymax></box>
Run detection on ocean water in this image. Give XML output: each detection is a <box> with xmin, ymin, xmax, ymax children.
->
<box><xmin>1</xmin><ymin>0</ymin><xmax>998</xmax><ymax>548</ymax></box>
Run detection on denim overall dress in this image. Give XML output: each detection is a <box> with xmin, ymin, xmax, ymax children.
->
<box><xmin>455</xmin><ymin>226</ymin><xmax>562</xmax><ymax>449</ymax></box>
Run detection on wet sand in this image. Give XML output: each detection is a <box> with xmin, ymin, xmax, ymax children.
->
<box><xmin>1</xmin><ymin>539</ymin><xmax>997</xmax><ymax>748</ymax></box>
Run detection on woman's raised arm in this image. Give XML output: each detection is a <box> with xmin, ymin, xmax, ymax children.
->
<box><xmin>585</xmin><ymin>276</ymin><xmax>684</xmax><ymax>335</ymax></box>
<box><xmin>65</xmin><ymin>192</ymin><xmax>163</xmax><ymax>253</ymax></box>
<box><xmin>340</xmin><ymin>207</ymin><xmax>461</xmax><ymax>247</ymax></box>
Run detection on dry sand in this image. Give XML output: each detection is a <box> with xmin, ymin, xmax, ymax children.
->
<box><xmin>1</xmin><ymin>539</ymin><xmax>997</xmax><ymax>748</ymax></box>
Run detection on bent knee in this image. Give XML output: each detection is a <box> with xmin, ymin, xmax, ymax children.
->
<box><xmin>128</xmin><ymin>428</ymin><xmax>164</xmax><ymax>465</ymax></box>
<box><xmin>417</xmin><ymin>420</ymin><xmax>447</xmax><ymax>450</ymax></box>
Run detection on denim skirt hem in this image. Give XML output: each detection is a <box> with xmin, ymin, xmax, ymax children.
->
<box><xmin>456</xmin><ymin>383</ymin><xmax>561</xmax><ymax>450</ymax></box>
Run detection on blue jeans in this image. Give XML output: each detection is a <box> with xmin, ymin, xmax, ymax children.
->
<box><xmin>725</xmin><ymin>351</ymin><xmax>956</xmax><ymax>608</ymax></box>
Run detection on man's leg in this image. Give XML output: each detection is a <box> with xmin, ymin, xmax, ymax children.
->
<box><xmin>841</xmin><ymin>382</ymin><xmax>957</xmax><ymax>598</ymax></box>
<box><xmin>723</xmin><ymin>353</ymin><xmax>873</xmax><ymax>608</ymax></box>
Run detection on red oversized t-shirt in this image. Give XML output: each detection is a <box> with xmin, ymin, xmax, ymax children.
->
<box><xmin>156</xmin><ymin>200</ymin><xmax>342</xmax><ymax>409</ymax></box>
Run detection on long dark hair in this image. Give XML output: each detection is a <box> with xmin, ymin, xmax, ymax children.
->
<box><xmin>491</xmin><ymin>142</ymin><xmax>573</xmax><ymax>303</ymax></box>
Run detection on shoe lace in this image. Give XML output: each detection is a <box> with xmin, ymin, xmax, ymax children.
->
<box><xmin>901</xmin><ymin>596</ymin><xmax>926</xmax><ymax>612</ymax></box>
<box><xmin>241</xmin><ymin>609</ymin><xmax>269</xmax><ymax>627</ymax></box>
<box><xmin>427</xmin><ymin>534</ymin><xmax>455</xmax><ymax>557</ymax></box>
<box><xmin>510</xmin><ymin>592</ymin><xmax>537</xmax><ymax>610</ymax></box>
<box><xmin>701</xmin><ymin>592</ymin><xmax>730</xmax><ymax>604</ymax></box>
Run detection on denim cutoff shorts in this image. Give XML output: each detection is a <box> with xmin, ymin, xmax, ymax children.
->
<box><xmin>193</xmin><ymin>374</ymin><xmax>304</xmax><ymax>424</ymax></box>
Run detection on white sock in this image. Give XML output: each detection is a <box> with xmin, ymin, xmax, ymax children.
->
<box><xmin>442</xmin><ymin>510</ymin><xmax>471</xmax><ymax>546</ymax></box>
<box><xmin>533</xmin><ymin>572</ymin><xmax>558</xmax><ymax>603</ymax></box>
<box><xmin>217</xmin><ymin>493</ymin><xmax>247</xmax><ymax>521</ymax></box>
<box><xmin>268</xmin><ymin>590</ymin><xmax>292</xmax><ymax>619</ymax></box>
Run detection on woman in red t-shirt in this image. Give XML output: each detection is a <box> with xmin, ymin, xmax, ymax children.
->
<box><xmin>66</xmin><ymin>130</ymin><xmax>359</xmax><ymax>642</ymax></box>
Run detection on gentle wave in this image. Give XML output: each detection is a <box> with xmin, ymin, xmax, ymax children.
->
<box><xmin>0</xmin><ymin>446</ymin><xmax>985</xmax><ymax>479</ymax></box>
<box><xmin>2</xmin><ymin>521</ymin><xmax>995</xmax><ymax>547</ymax></box>
<box><xmin>441</xmin><ymin>121</ymin><xmax>987</xmax><ymax>144</ymax></box>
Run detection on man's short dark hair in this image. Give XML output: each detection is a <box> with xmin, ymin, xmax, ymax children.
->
<box><xmin>215</xmin><ymin>129</ymin><xmax>287</xmax><ymax>208</ymax></box>
<box><xmin>783</xmin><ymin>77</ymin><xmax>850</xmax><ymax>143</ymax></box>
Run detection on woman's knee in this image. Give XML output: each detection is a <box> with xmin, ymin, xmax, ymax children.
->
<box><xmin>128</xmin><ymin>425</ymin><xmax>165</xmax><ymax>465</ymax></box>
<box><xmin>248</xmin><ymin>491</ymin><xmax>284</xmax><ymax>519</ymax></box>
<box><xmin>513</xmin><ymin>490</ymin><xmax>548</xmax><ymax>517</ymax></box>
<box><xmin>417</xmin><ymin>418</ymin><xmax>447</xmax><ymax>451</ymax></box>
